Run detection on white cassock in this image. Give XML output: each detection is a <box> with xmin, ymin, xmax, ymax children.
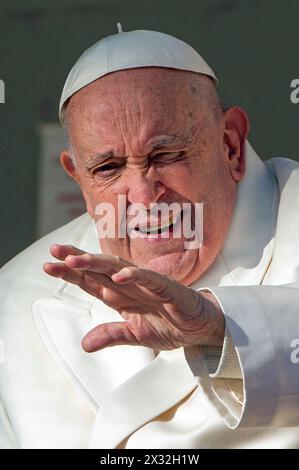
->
<box><xmin>0</xmin><ymin>142</ymin><xmax>299</xmax><ymax>449</ymax></box>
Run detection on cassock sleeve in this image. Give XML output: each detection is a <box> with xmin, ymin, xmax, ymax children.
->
<box><xmin>184</xmin><ymin>284</ymin><xmax>299</xmax><ymax>429</ymax></box>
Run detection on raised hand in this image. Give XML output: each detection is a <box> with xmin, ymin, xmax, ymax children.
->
<box><xmin>44</xmin><ymin>244</ymin><xmax>225</xmax><ymax>352</ymax></box>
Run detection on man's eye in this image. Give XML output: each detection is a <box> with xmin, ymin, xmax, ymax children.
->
<box><xmin>93</xmin><ymin>163</ymin><xmax>122</xmax><ymax>174</ymax></box>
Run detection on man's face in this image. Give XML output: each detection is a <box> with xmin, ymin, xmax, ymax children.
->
<box><xmin>62</xmin><ymin>68</ymin><xmax>247</xmax><ymax>286</ymax></box>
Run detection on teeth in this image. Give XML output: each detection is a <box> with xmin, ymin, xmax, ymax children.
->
<box><xmin>138</xmin><ymin>214</ymin><xmax>179</xmax><ymax>234</ymax></box>
<box><xmin>140</xmin><ymin>224</ymin><xmax>169</xmax><ymax>234</ymax></box>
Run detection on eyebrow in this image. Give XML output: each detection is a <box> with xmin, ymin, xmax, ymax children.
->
<box><xmin>85</xmin><ymin>135</ymin><xmax>186</xmax><ymax>169</ymax></box>
<box><xmin>148</xmin><ymin>135</ymin><xmax>185</xmax><ymax>149</ymax></box>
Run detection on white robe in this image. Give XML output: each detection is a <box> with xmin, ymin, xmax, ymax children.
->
<box><xmin>0</xmin><ymin>142</ymin><xmax>299</xmax><ymax>449</ymax></box>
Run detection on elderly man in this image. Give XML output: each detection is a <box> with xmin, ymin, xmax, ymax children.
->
<box><xmin>0</xmin><ymin>28</ymin><xmax>299</xmax><ymax>449</ymax></box>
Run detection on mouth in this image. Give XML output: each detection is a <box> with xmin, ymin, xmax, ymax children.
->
<box><xmin>133</xmin><ymin>211</ymin><xmax>182</xmax><ymax>238</ymax></box>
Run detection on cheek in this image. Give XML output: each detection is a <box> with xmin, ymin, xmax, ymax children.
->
<box><xmin>77</xmin><ymin>177</ymin><xmax>116</xmax><ymax>219</ymax></box>
<box><xmin>159</xmin><ymin>164</ymin><xmax>208</xmax><ymax>203</ymax></box>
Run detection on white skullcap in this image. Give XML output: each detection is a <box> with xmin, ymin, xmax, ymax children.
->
<box><xmin>59</xmin><ymin>27</ymin><xmax>218</xmax><ymax>121</ymax></box>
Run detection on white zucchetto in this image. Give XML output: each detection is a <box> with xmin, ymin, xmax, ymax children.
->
<box><xmin>59</xmin><ymin>27</ymin><xmax>217</xmax><ymax>120</ymax></box>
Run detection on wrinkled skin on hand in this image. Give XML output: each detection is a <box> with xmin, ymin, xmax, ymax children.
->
<box><xmin>44</xmin><ymin>244</ymin><xmax>225</xmax><ymax>353</ymax></box>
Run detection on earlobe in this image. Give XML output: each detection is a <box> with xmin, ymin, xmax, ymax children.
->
<box><xmin>60</xmin><ymin>150</ymin><xmax>78</xmax><ymax>181</ymax></box>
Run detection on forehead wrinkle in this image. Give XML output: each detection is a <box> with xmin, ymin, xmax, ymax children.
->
<box><xmin>68</xmin><ymin>69</ymin><xmax>204</xmax><ymax>160</ymax></box>
<box><xmin>116</xmin><ymin>75</ymin><xmax>188</xmax><ymax>149</ymax></box>
<box><xmin>147</xmin><ymin>135</ymin><xmax>187</xmax><ymax>149</ymax></box>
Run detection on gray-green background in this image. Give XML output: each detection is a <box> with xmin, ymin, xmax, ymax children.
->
<box><xmin>0</xmin><ymin>0</ymin><xmax>298</xmax><ymax>267</ymax></box>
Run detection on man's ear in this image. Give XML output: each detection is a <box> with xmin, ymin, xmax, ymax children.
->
<box><xmin>223</xmin><ymin>107</ymin><xmax>250</xmax><ymax>182</ymax></box>
<box><xmin>60</xmin><ymin>149</ymin><xmax>94</xmax><ymax>218</ymax></box>
<box><xmin>60</xmin><ymin>150</ymin><xmax>79</xmax><ymax>182</ymax></box>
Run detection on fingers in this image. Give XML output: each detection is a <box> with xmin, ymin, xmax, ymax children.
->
<box><xmin>82</xmin><ymin>322</ymin><xmax>139</xmax><ymax>352</ymax></box>
<box><xmin>112</xmin><ymin>266</ymin><xmax>173</xmax><ymax>300</ymax></box>
<box><xmin>43</xmin><ymin>261</ymin><xmax>84</xmax><ymax>285</ymax></box>
<box><xmin>49</xmin><ymin>245</ymin><xmax>133</xmax><ymax>279</ymax></box>
<box><xmin>64</xmin><ymin>252</ymin><xmax>131</xmax><ymax>277</ymax></box>
<box><xmin>50</xmin><ymin>244</ymin><xmax>86</xmax><ymax>261</ymax></box>
<box><xmin>47</xmin><ymin>245</ymin><xmax>129</xmax><ymax>283</ymax></box>
<box><xmin>46</xmin><ymin>246</ymin><xmax>175</xmax><ymax>306</ymax></box>
<box><xmin>47</xmin><ymin>245</ymin><xmax>118</xmax><ymax>285</ymax></box>
<box><xmin>43</xmin><ymin>260</ymin><xmax>119</xmax><ymax>299</ymax></box>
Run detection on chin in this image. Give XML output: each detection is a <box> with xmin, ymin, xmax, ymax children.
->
<box><xmin>137</xmin><ymin>250</ymin><xmax>199</xmax><ymax>285</ymax></box>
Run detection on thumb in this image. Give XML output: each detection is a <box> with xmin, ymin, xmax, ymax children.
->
<box><xmin>82</xmin><ymin>321</ymin><xmax>139</xmax><ymax>352</ymax></box>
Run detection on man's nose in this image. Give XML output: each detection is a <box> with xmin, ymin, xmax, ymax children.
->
<box><xmin>126</xmin><ymin>167</ymin><xmax>166</xmax><ymax>207</ymax></box>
